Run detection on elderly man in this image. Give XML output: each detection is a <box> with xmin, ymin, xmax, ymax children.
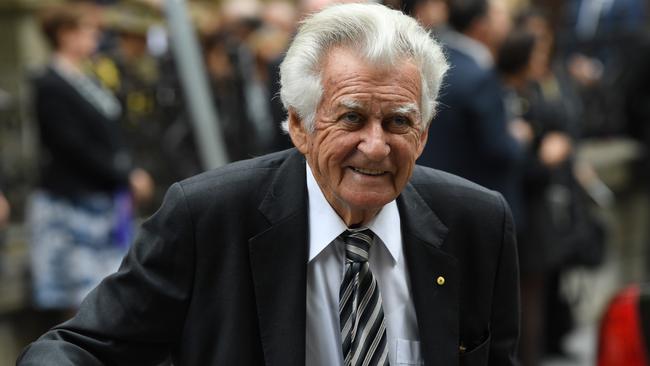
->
<box><xmin>18</xmin><ymin>3</ymin><xmax>519</xmax><ymax>366</ymax></box>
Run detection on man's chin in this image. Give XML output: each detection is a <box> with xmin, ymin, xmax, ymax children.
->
<box><xmin>341</xmin><ymin>193</ymin><xmax>394</xmax><ymax>213</ymax></box>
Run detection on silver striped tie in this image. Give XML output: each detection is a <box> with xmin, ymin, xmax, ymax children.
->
<box><xmin>339</xmin><ymin>229</ymin><xmax>389</xmax><ymax>366</ymax></box>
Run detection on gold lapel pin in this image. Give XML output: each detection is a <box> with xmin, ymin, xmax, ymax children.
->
<box><xmin>436</xmin><ymin>276</ymin><xmax>445</xmax><ymax>286</ymax></box>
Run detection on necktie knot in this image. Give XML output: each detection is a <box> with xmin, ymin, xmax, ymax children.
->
<box><xmin>342</xmin><ymin>229</ymin><xmax>374</xmax><ymax>263</ymax></box>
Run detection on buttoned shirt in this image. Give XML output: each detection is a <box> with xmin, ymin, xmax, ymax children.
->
<box><xmin>305</xmin><ymin>164</ymin><xmax>423</xmax><ymax>365</ymax></box>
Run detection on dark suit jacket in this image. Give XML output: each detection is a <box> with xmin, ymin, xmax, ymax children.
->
<box><xmin>32</xmin><ymin>66</ymin><xmax>131</xmax><ymax>197</ymax></box>
<box><xmin>18</xmin><ymin>149</ymin><xmax>519</xmax><ymax>366</ymax></box>
<box><xmin>418</xmin><ymin>45</ymin><xmax>524</xmax><ymax>210</ymax></box>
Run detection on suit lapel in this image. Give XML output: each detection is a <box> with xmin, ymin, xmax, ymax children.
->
<box><xmin>398</xmin><ymin>183</ymin><xmax>459</xmax><ymax>365</ymax></box>
<box><xmin>249</xmin><ymin>150</ymin><xmax>308</xmax><ymax>366</ymax></box>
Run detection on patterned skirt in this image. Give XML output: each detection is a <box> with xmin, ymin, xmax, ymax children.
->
<box><xmin>27</xmin><ymin>190</ymin><xmax>133</xmax><ymax>309</ymax></box>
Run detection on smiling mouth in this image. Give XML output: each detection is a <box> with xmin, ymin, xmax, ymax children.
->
<box><xmin>351</xmin><ymin>167</ymin><xmax>386</xmax><ymax>176</ymax></box>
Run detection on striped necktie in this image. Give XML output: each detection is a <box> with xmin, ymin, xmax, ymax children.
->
<box><xmin>339</xmin><ymin>229</ymin><xmax>389</xmax><ymax>366</ymax></box>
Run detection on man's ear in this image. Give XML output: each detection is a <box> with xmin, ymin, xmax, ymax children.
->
<box><xmin>287</xmin><ymin>109</ymin><xmax>310</xmax><ymax>154</ymax></box>
<box><xmin>416</xmin><ymin>124</ymin><xmax>429</xmax><ymax>158</ymax></box>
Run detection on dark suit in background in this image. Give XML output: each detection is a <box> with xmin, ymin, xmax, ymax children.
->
<box><xmin>17</xmin><ymin>149</ymin><xmax>519</xmax><ymax>366</ymax></box>
<box><xmin>418</xmin><ymin>39</ymin><xmax>525</xmax><ymax>222</ymax></box>
<box><xmin>33</xmin><ymin>66</ymin><xmax>132</xmax><ymax>197</ymax></box>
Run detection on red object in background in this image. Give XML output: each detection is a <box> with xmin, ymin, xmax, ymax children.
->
<box><xmin>598</xmin><ymin>285</ymin><xmax>649</xmax><ymax>366</ymax></box>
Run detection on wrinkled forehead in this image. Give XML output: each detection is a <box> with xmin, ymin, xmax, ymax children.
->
<box><xmin>317</xmin><ymin>47</ymin><xmax>423</xmax><ymax>112</ymax></box>
<box><xmin>319</xmin><ymin>46</ymin><xmax>421</xmax><ymax>85</ymax></box>
<box><xmin>318</xmin><ymin>43</ymin><xmax>419</xmax><ymax>73</ymax></box>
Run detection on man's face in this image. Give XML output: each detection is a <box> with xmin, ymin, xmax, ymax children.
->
<box><xmin>289</xmin><ymin>47</ymin><xmax>428</xmax><ymax>225</ymax></box>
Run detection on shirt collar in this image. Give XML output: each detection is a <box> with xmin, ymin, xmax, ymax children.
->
<box><xmin>441</xmin><ymin>30</ymin><xmax>494</xmax><ymax>70</ymax></box>
<box><xmin>306</xmin><ymin>163</ymin><xmax>401</xmax><ymax>263</ymax></box>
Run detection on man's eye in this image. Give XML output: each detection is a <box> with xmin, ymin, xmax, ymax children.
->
<box><xmin>342</xmin><ymin>112</ymin><xmax>362</xmax><ymax>123</ymax></box>
<box><xmin>392</xmin><ymin>115</ymin><xmax>411</xmax><ymax>126</ymax></box>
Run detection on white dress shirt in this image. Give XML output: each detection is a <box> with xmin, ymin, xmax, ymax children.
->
<box><xmin>305</xmin><ymin>164</ymin><xmax>423</xmax><ymax>365</ymax></box>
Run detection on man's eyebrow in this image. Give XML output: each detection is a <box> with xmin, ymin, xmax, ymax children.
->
<box><xmin>339</xmin><ymin>99</ymin><xmax>364</xmax><ymax>110</ymax></box>
<box><xmin>392</xmin><ymin>103</ymin><xmax>420</xmax><ymax>116</ymax></box>
<box><xmin>337</xmin><ymin>100</ymin><xmax>420</xmax><ymax>117</ymax></box>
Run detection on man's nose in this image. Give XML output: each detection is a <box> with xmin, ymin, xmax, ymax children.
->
<box><xmin>358</xmin><ymin>121</ymin><xmax>390</xmax><ymax>161</ymax></box>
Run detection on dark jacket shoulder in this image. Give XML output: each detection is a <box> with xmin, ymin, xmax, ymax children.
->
<box><xmin>174</xmin><ymin>149</ymin><xmax>302</xmax><ymax>222</ymax></box>
<box><xmin>409</xmin><ymin>165</ymin><xmax>509</xmax><ymax>226</ymax></box>
<box><xmin>179</xmin><ymin>149</ymin><xmax>295</xmax><ymax>197</ymax></box>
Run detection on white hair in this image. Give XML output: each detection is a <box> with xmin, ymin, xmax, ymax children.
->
<box><xmin>279</xmin><ymin>3</ymin><xmax>448</xmax><ymax>133</ymax></box>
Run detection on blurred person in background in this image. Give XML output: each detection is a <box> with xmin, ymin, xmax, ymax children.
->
<box><xmin>202</xmin><ymin>30</ymin><xmax>255</xmax><ymax>162</ymax></box>
<box><xmin>93</xmin><ymin>2</ymin><xmax>170</xmax><ymax>214</ymax></box>
<box><xmin>499</xmin><ymin>10</ymin><xmax>606</xmax><ymax>364</ymax></box>
<box><xmin>417</xmin><ymin>0</ymin><xmax>531</xmax><ymax>226</ymax></box>
<box><xmin>256</xmin><ymin>1</ymin><xmax>297</xmax><ymax>71</ymax></box>
<box><xmin>0</xmin><ymin>171</ymin><xmax>9</xmax><ymax>240</ymax></box>
<box><xmin>401</xmin><ymin>0</ymin><xmax>449</xmax><ymax>34</ymax></box>
<box><xmin>559</xmin><ymin>0</ymin><xmax>647</xmax><ymax>137</ymax></box>
<box><xmin>0</xmin><ymin>174</ymin><xmax>8</xmax><ymax>277</ymax></box>
<box><xmin>258</xmin><ymin>0</ymin><xmax>299</xmax><ymax>153</ymax></box>
<box><xmin>159</xmin><ymin>0</ymin><xmax>288</xmax><ymax>172</ymax></box>
<box><xmin>28</xmin><ymin>3</ymin><xmax>153</xmax><ymax>320</ymax></box>
<box><xmin>219</xmin><ymin>0</ymin><xmax>279</xmax><ymax>156</ymax></box>
<box><xmin>0</xmin><ymin>167</ymin><xmax>9</xmax><ymax>276</ymax></box>
<box><xmin>229</xmin><ymin>0</ymin><xmax>300</xmax><ymax>156</ymax></box>
<box><xmin>497</xmin><ymin>26</ymin><xmax>560</xmax><ymax>366</ymax></box>
<box><xmin>0</xmin><ymin>191</ymin><xmax>8</xmax><ymax>231</ymax></box>
<box><xmin>624</xmin><ymin>28</ymin><xmax>650</xmax><ymax>268</ymax></box>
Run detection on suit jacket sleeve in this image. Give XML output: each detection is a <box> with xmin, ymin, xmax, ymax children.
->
<box><xmin>489</xmin><ymin>193</ymin><xmax>520</xmax><ymax>365</ymax></box>
<box><xmin>17</xmin><ymin>183</ymin><xmax>195</xmax><ymax>365</ymax></box>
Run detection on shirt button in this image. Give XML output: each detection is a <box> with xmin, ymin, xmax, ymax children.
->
<box><xmin>436</xmin><ymin>276</ymin><xmax>445</xmax><ymax>286</ymax></box>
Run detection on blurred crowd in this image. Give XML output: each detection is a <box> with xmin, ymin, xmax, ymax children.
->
<box><xmin>0</xmin><ymin>0</ymin><xmax>649</xmax><ymax>365</ymax></box>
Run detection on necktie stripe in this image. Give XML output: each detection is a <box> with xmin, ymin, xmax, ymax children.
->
<box><xmin>339</xmin><ymin>272</ymin><xmax>358</xmax><ymax>312</ymax></box>
<box><xmin>346</xmin><ymin>245</ymin><xmax>369</xmax><ymax>262</ymax></box>
<box><xmin>362</xmin><ymin>318</ymin><xmax>387</xmax><ymax>366</ymax></box>
<box><xmin>356</xmin><ymin>276</ymin><xmax>377</xmax><ymax>323</ymax></box>
<box><xmin>370</xmin><ymin>331</ymin><xmax>389</xmax><ymax>366</ymax></box>
<box><xmin>341</xmin><ymin>317</ymin><xmax>353</xmax><ymax>345</ymax></box>
<box><xmin>356</xmin><ymin>266</ymin><xmax>373</xmax><ymax>299</ymax></box>
<box><xmin>339</xmin><ymin>229</ymin><xmax>389</xmax><ymax>366</ymax></box>
<box><xmin>350</xmin><ymin>299</ymin><xmax>383</xmax><ymax>365</ymax></box>
<box><xmin>353</xmin><ymin>286</ymin><xmax>377</xmax><ymax>347</ymax></box>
